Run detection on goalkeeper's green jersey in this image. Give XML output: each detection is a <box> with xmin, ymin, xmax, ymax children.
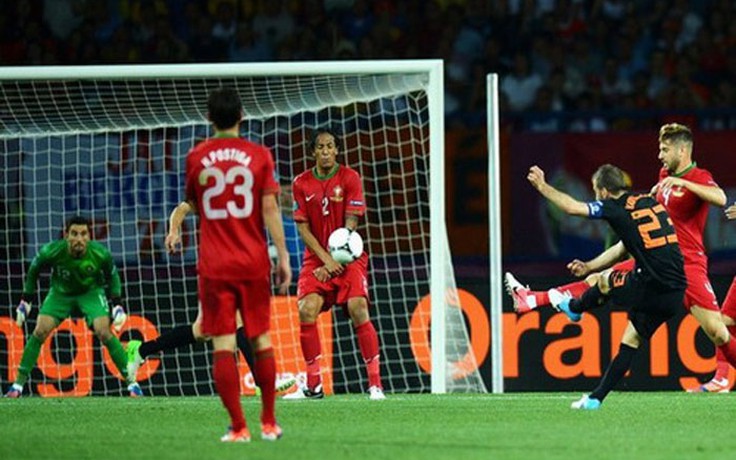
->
<box><xmin>22</xmin><ymin>240</ymin><xmax>121</xmax><ymax>298</ymax></box>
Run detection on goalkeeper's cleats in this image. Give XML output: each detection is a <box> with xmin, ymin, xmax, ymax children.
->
<box><xmin>571</xmin><ymin>394</ymin><xmax>601</xmax><ymax>410</ymax></box>
<box><xmin>549</xmin><ymin>289</ymin><xmax>581</xmax><ymax>322</ymax></box>
<box><xmin>4</xmin><ymin>384</ymin><xmax>23</xmax><ymax>398</ymax></box>
<box><xmin>111</xmin><ymin>305</ymin><xmax>127</xmax><ymax>332</ymax></box>
<box><xmin>368</xmin><ymin>385</ymin><xmax>386</xmax><ymax>400</ymax></box>
<box><xmin>221</xmin><ymin>426</ymin><xmax>251</xmax><ymax>443</ymax></box>
<box><xmin>125</xmin><ymin>340</ymin><xmax>143</xmax><ymax>381</ymax></box>
<box><xmin>127</xmin><ymin>382</ymin><xmax>144</xmax><ymax>398</ymax></box>
<box><xmin>687</xmin><ymin>377</ymin><xmax>730</xmax><ymax>393</ymax></box>
<box><xmin>260</xmin><ymin>423</ymin><xmax>283</xmax><ymax>441</ymax></box>
<box><xmin>504</xmin><ymin>273</ymin><xmax>533</xmax><ymax>313</ymax></box>
<box><xmin>15</xmin><ymin>300</ymin><xmax>32</xmax><ymax>327</ymax></box>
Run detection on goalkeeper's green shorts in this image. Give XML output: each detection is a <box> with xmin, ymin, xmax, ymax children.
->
<box><xmin>39</xmin><ymin>287</ymin><xmax>109</xmax><ymax>327</ymax></box>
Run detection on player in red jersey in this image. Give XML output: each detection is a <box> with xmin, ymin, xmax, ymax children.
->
<box><xmin>653</xmin><ymin>123</ymin><xmax>736</xmax><ymax>393</ymax></box>
<box><xmin>284</xmin><ymin>127</ymin><xmax>385</xmax><ymax>401</ymax></box>
<box><xmin>719</xmin><ymin>202</ymin><xmax>736</xmax><ymax>389</ymax></box>
<box><xmin>172</xmin><ymin>86</ymin><xmax>291</xmax><ymax>442</ymax></box>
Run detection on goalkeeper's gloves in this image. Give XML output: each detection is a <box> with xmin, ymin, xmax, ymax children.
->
<box><xmin>16</xmin><ymin>296</ymin><xmax>32</xmax><ymax>327</ymax></box>
<box><xmin>111</xmin><ymin>299</ymin><xmax>127</xmax><ymax>332</ymax></box>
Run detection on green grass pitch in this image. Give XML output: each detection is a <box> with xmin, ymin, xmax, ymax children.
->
<box><xmin>2</xmin><ymin>392</ymin><xmax>735</xmax><ymax>460</ymax></box>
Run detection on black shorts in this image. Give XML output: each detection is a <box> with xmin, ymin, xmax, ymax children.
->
<box><xmin>608</xmin><ymin>269</ymin><xmax>684</xmax><ymax>340</ymax></box>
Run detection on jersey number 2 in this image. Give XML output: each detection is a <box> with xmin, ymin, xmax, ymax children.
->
<box><xmin>200</xmin><ymin>166</ymin><xmax>254</xmax><ymax>219</ymax></box>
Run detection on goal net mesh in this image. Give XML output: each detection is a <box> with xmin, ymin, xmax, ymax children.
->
<box><xmin>0</xmin><ymin>66</ymin><xmax>486</xmax><ymax>396</ymax></box>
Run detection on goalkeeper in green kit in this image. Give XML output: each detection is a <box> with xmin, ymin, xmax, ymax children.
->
<box><xmin>4</xmin><ymin>216</ymin><xmax>143</xmax><ymax>397</ymax></box>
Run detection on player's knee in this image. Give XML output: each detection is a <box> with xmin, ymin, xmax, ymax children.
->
<box><xmin>31</xmin><ymin>327</ymin><xmax>51</xmax><ymax>342</ymax></box>
<box><xmin>94</xmin><ymin>326</ymin><xmax>113</xmax><ymax>342</ymax></box>
<box><xmin>597</xmin><ymin>270</ymin><xmax>612</xmax><ymax>294</ymax></box>
<box><xmin>191</xmin><ymin>322</ymin><xmax>208</xmax><ymax>342</ymax></box>
<box><xmin>584</xmin><ymin>273</ymin><xmax>600</xmax><ymax>287</ymax></box>
<box><xmin>348</xmin><ymin>298</ymin><xmax>369</xmax><ymax>324</ymax></box>
<box><xmin>298</xmin><ymin>299</ymin><xmax>320</xmax><ymax>323</ymax></box>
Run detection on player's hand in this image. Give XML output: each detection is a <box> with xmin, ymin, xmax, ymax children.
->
<box><xmin>567</xmin><ymin>259</ymin><xmax>590</xmax><ymax>277</ymax></box>
<box><xmin>313</xmin><ymin>266</ymin><xmax>331</xmax><ymax>283</ymax></box>
<box><xmin>15</xmin><ymin>299</ymin><xmax>32</xmax><ymax>327</ymax></box>
<box><xmin>725</xmin><ymin>204</ymin><xmax>736</xmax><ymax>220</ymax></box>
<box><xmin>323</xmin><ymin>257</ymin><xmax>344</xmax><ymax>277</ymax></box>
<box><xmin>649</xmin><ymin>183</ymin><xmax>659</xmax><ymax>195</ymax></box>
<box><xmin>165</xmin><ymin>231</ymin><xmax>182</xmax><ymax>254</ymax></box>
<box><xmin>658</xmin><ymin>176</ymin><xmax>686</xmax><ymax>193</ymax></box>
<box><xmin>275</xmin><ymin>258</ymin><xmax>292</xmax><ymax>295</ymax></box>
<box><xmin>111</xmin><ymin>304</ymin><xmax>127</xmax><ymax>332</ymax></box>
<box><xmin>527</xmin><ymin>166</ymin><xmax>547</xmax><ymax>191</ymax></box>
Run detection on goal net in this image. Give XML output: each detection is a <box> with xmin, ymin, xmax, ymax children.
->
<box><xmin>0</xmin><ymin>62</ymin><xmax>486</xmax><ymax>396</ymax></box>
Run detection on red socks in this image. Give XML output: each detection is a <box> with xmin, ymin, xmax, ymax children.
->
<box><xmin>300</xmin><ymin>322</ymin><xmax>322</xmax><ymax>389</ymax></box>
<box><xmin>355</xmin><ymin>320</ymin><xmax>382</xmax><ymax>388</ymax></box>
<box><xmin>557</xmin><ymin>280</ymin><xmax>590</xmax><ymax>300</ymax></box>
<box><xmin>255</xmin><ymin>347</ymin><xmax>276</xmax><ymax>425</ymax></box>
<box><xmin>528</xmin><ymin>281</ymin><xmax>589</xmax><ymax>308</ymax></box>
<box><xmin>213</xmin><ymin>351</ymin><xmax>246</xmax><ymax>431</ymax></box>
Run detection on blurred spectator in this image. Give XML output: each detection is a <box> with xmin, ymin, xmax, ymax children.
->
<box><xmin>501</xmin><ymin>53</ymin><xmax>543</xmax><ymax>112</ymax></box>
<box><xmin>43</xmin><ymin>0</ymin><xmax>83</xmax><ymax>40</ymax></box>
<box><xmin>252</xmin><ymin>0</ymin><xmax>295</xmax><ymax>49</ymax></box>
<box><xmin>229</xmin><ymin>25</ymin><xmax>273</xmax><ymax>62</ymax></box>
<box><xmin>341</xmin><ymin>0</ymin><xmax>374</xmax><ymax>42</ymax></box>
<box><xmin>211</xmin><ymin>1</ymin><xmax>237</xmax><ymax>45</ymax></box>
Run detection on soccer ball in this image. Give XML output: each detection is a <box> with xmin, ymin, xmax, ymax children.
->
<box><xmin>328</xmin><ymin>228</ymin><xmax>363</xmax><ymax>264</ymax></box>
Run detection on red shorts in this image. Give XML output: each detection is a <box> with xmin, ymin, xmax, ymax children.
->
<box><xmin>297</xmin><ymin>256</ymin><xmax>370</xmax><ymax>312</ymax></box>
<box><xmin>682</xmin><ymin>263</ymin><xmax>719</xmax><ymax>312</ymax></box>
<box><xmin>721</xmin><ymin>277</ymin><xmax>736</xmax><ymax>319</ymax></box>
<box><xmin>198</xmin><ymin>276</ymin><xmax>271</xmax><ymax>338</ymax></box>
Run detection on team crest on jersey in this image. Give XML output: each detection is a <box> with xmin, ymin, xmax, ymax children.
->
<box><xmin>330</xmin><ymin>185</ymin><xmax>344</xmax><ymax>202</ymax></box>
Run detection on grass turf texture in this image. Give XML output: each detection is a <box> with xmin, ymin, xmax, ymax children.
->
<box><xmin>2</xmin><ymin>393</ymin><xmax>735</xmax><ymax>460</ymax></box>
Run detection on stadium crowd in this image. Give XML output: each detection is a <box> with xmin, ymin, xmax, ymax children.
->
<box><xmin>1</xmin><ymin>0</ymin><xmax>735</xmax><ymax>130</ymax></box>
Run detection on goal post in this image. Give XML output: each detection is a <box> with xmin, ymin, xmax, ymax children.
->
<box><xmin>0</xmin><ymin>61</ymin><xmax>486</xmax><ymax>396</ymax></box>
<box><xmin>486</xmin><ymin>73</ymin><xmax>504</xmax><ymax>394</ymax></box>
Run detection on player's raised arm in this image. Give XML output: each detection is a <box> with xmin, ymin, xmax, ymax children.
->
<box><xmin>527</xmin><ymin>166</ymin><xmax>589</xmax><ymax>216</ymax></box>
<box><xmin>165</xmin><ymin>200</ymin><xmax>194</xmax><ymax>254</ymax></box>
<box><xmin>262</xmin><ymin>192</ymin><xmax>292</xmax><ymax>294</ymax></box>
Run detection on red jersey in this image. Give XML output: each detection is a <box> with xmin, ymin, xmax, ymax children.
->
<box><xmin>655</xmin><ymin>164</ymin><xmax>716</xmax><ymax>266</ymax></box>
<box><xmin>292</xmin><ymin>165</ymin><xmax>366</xmax><ymax>265</ymax></box>
<box><xmin>185</xmin><ymin>135</ymin><xmax>279</xmax><ymax>280</ymax></box>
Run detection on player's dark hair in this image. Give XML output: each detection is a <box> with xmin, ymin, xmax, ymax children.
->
<box><xmin>308</xmin><ymin>127</ymin><xmax>342</xmax><ymax>152</ymax></box>
<box><xmin>65</xmin><ymin>215</ymin><xmax>91</xmax><ymax>232</ymax></box>
<box><xmin>593</xmin><ymin>164</ymin><xmax>628</xmax><ymax>194</ymax></box>
<box><xmin>207</xmin><ymin>86</ymin><xmax>242</xmax><ymax>130</ymax></box>
<box><xmin>659</xmin><ymin>123</ymin><xmax>692</xmax><ymax>145</ymax></box>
